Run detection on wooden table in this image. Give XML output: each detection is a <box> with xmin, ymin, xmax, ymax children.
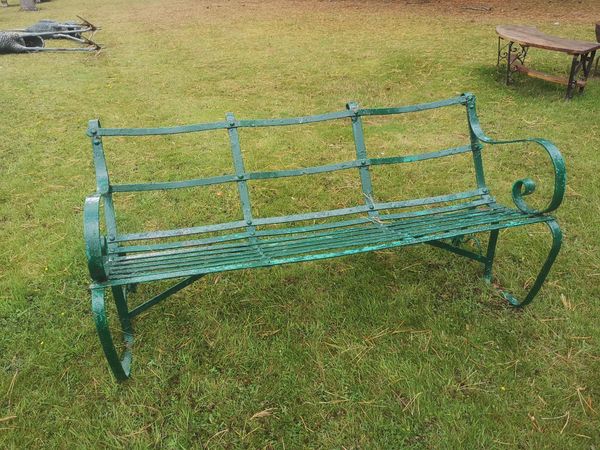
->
<box><xmin>496</xmin><ymin>25</ymin><xmax>600</xmax><ymax>99</ymax></box>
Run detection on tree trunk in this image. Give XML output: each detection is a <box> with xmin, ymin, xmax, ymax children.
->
<box><xmin>20</xmin><ymin>0</ymin><xmax>38</xmax><ymax>10</ymax></box>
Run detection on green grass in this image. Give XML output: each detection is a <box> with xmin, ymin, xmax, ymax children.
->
<box><xmin>1</xmin><ymin>0</ymin><xmax>599</xmax><ymax>447</ymax></box>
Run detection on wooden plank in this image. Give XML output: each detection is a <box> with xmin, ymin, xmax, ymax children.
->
<box><xmin>497</xmin><ymin>25</ymin><xmax>600</xmax><ymax>55</ymax></box>
<box><xmin>513</xmin><ymin>63</ymin><xmax>586</xmax><ymax>87</ymax></box>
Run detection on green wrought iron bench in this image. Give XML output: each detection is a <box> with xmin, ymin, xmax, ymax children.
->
<box><xmin>84</xmin><ymin>93</ymin><xmax>566</xmax><ymax>380</ymax></box>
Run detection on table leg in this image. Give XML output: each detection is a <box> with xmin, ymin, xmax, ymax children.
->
<box><xmin>579</xmin><ymin>50</ymin><xmax>596</xmax><ymax>92</ymax></box>
<box><xmin>497</xmin><ymin>37</ymin><xmax>502</xmax><ymax>67</ymax></box>
<box><xmin>502</xmin><ymin>42</ymin><xmax>528</xmax><ymax>86</ymax></box>
<box><xmin>517</xmin><ymin>45</ymin><xmax>529</xmax><ymax>67</ymax></box>
<box><xmin>566</xmin><ymin>54</ymin><xmax>582</xmax><ymax>99</ymax></box>
<box><xmin>506</xmin><ymin>41</ymin><xmax>514</xmax><ymax>85</ymax></box>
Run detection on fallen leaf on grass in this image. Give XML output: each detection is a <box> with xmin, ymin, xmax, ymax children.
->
<box><xmin>250</xmin><ymin>408</ymin><xmax>276</xmax><ymax>420</ymax></box>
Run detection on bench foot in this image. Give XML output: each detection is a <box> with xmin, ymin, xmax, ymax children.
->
<box><xmin>491</xmin><ymin>220</ymin><xmax>562</xmax><ymax>308</ymax></box>
<box><xmin>91</xmin><ymin>287</ymin><xmax>133</xmax><ymax>381</ymax></box>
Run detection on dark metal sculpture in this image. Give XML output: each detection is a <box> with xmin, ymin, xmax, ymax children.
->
<box><xmin>0</xmin><ymin>32</ymin><xmax>43</xmax><ymax>53</ymax></box>
<box><xmin>24</xmin><ymin>17</ymin><xmax>95</xmax><ymax>38</ymax></box>
<box><xmin>0</xmin><ymin>17</ymin><xmax>100</xmax><ymax>54</ymax></box>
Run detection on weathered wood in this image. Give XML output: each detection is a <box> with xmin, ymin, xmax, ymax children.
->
<box><xmin>496</xmin><ymin>25</ymin><xmax>600</xmax><ymax>55</ymax></box>
<box><xmin>513</xmin><ymin>62</ymin><xmax>586</xmax><ymax>87</ymax></box>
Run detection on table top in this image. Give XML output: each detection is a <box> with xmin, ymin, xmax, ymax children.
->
<box><xmin>496</xmin><ymin>25</ymin><xmax>600</xmax><ymax>55</ymax></box>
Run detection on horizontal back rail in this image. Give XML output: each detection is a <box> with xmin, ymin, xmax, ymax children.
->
<box><xmin>110</xmin><ymin>144</ymin><xmax>473</xmax><ymax>193</ymax></box>
<box><xmin>90</xmin><ymin>96</ymin><xmax>466</xmax><ymax>137</ymax></box>
<box><xmin>89</xmin><ymin>94</ymin><xmax>485</xmax><ymax>248</ymax></box>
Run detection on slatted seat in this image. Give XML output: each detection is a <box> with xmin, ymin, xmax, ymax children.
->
<box><xmin>84</xmin><ymin>93</ymin><xmax>566</xmax><ymax>380</ymax></box>
<box><xmin>103</xmin><ymin>202</ymin><xmax>551</xmax><ymax>286</ymax></box>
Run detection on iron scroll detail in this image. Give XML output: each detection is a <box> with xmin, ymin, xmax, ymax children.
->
<box><xmin>463</xmin><ymin>93</ymin><xmax>566</xmax><ymax>215</ymax></box>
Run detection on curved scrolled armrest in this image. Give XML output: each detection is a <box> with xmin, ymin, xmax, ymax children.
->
<box><xmin>84</xmin><ymin>194</ymin><xmax>108</xmax><ymax>281</ymax></box>
<box><xmin>465</xmin><ymin>94</ymin><xmax>566</xmax><ymax>215</ymax></box>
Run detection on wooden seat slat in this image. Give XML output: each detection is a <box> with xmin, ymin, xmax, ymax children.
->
<box><xmin>513</xmin><ymin>63</ymin><xmax>586</xmax><ymax>87</ymax></box>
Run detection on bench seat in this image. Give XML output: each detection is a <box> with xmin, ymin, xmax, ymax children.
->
<box><xmin>99</xmin><ymin>201</ymin><xmax>550</xmax><ymax>288</ymax></box>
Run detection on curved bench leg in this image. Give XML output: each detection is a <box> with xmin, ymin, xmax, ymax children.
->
<box><xmin>494</xmin><ymin>220</ymin><xmax>562</xmax><ymax>308</ymax></box>
<box><xmin>91</xmin><ymin>286</ymin><xmax>133</xmax><ymax>381</ymax></box>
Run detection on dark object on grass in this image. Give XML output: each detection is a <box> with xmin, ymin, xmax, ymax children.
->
<box><xmin>0</xmin><ymin>31</ymin><xmax>100</xmax><ymax>53</ymax></box>
<box><xmin>11</xmin><ymin>16</ymin><xmax>97</xmax><ymax>40</ymax></box>
<box><xmin>23</xmin><ymin>17</ymin><xmax>97</xmax><ymax>39</ymax></box>
<box><xmin>26</xmin><ymin>19</ymin><xmax>86</xmax><ymax>37</ymax></box>
<box><xmin>0</xmin><ymin>32</ymin><xmax>42</xmax><ymax>53</ymax></box>
<box><xmin>0</xmin><ymin>17</ymin><xmax>100</xmax><ymax>54</ymax></box>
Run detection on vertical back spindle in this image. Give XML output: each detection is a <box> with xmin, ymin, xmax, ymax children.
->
<box><xmin>226</xmin><ymin>113</ymin><xmax>256</xmax><ymax>235</ymax></box>
<box><xmin>464</xmin><ymin>94</ymin><xmax>487</xmax><ymax>191</ymax></box>
<box><xmin>347</xmin><ymin>102</ymin><xmax>378</xmax><ymax>217</ymax></box>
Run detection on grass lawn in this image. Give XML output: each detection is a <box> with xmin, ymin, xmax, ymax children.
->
<box><xmin>1</xmin><ymin>0</ymin><xmax>599</xmax><ymax>447</ymax></box>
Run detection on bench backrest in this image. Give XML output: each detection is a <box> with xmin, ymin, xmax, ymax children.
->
<box><xmin>88</xmin><ymin>93</ymin><xmax>488</xmax><ymax>247</ymax></box>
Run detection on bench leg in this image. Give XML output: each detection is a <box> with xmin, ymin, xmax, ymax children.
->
<box><xmin>91</xmin><ymin>286</ymin><xmax>133</xmax><ymax>381</ymax></box>
<box><xmin>495</xmin><ymin>220</ymin><xmax>562</xmax><ymax>308</ymax></box>
<box><xmin>483</xmin><ymin>229</ymin><xmax>499</xmax><ymax>283</ymax></box>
